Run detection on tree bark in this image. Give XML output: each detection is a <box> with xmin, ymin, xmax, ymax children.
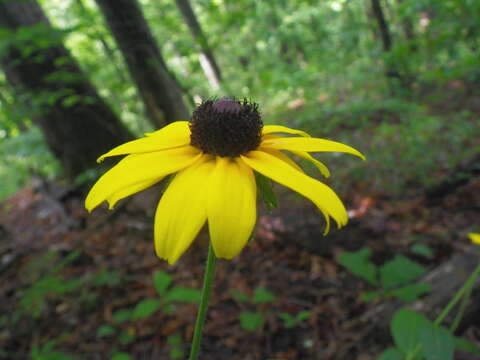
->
<box><xmin>0</xmin><ymin>0</ymin><xmax>133</xmax><ymax>179</ymax></box>
<box><xmin>370</xmin><ymin>0</ymin><xmax>403</xmax><ymax>82</ymax></box>
<box><xmin>94</xmin><ymin>0</ymin><xmax>190</xmax><ymax>128</ymax></box>
<box><xmin>174</xmin><ymin>0</ymin><xmax>222</xmax><ymax>89</ymax></box>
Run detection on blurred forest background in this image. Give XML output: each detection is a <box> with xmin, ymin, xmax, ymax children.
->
<box><xmin>0</xmin><ymin>0</ymin><xmax>479</xmax><ymax>359</ymax></box>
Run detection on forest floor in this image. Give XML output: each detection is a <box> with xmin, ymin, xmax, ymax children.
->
<box><xmin>1</xmin><ymin>84</ymin><xmax>480</xmax><ymax>360</ymax></box>
<box><xmin>1</xmin><ymin>157</ymin><xmax>479</xmax><ymax>360</ymax></box>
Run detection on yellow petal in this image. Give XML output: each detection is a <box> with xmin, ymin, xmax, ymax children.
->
<box><xmin>207</xmin><ymin>157</ymin><xmax>256</xmax><ymax>259</ymax></box>
<box><xmin>107</xmin><ymin>178</ymin><xmax>161</xmax><ymax>209</ymax></box>
<box><xmin>289</xmin><ymin>150</ymin><xmax>331</xmax><ymax>178</ymax></box>
<box><xmin>97</xmin><ymin>121</ymin><xmax>191</xmax><ymax>162</ymax></box>
<box><xmin>262</xmin><ymin>137</ymin><xmax>366</xmax><ymax>160</ymax></box>
<box><xmin>468</xmin><ymin>233</ymin><xmax>480</xmax><ymax>245</ymax></box>
<box><xmin>154</xmin><ymin>159</ymin><xmax>214</xmax><ymax>264</ymax></box>
<box><xmin>241</xmin><ymin>150</ymin><xmax>348</xmax><ymax>232</ymax></box>
<box><xmin>85</xmin><ymin>146</ymin><xmax>201</xmax><ymax>212</ymax></box>
<box><xmin>259</xmin><ymin>147</ymin><xmax>304</xmax><ymax>173</ymax></box>
<box><xmin>262</xmin><ymin>125</ymin><xmax>311</xmax><ymax>138</ymax></box>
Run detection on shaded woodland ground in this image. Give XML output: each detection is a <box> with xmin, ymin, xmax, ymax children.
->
<box><xmin>1</xmin><ymin>0</ymin><xmax>480</xmax><ymax>359</ymax></box>
<box><xmin>1</xmin><ymin>80</ymin><xmax>479</xmax><ymax>360</ymax></box>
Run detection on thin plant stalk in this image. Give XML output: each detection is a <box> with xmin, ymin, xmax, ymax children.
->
<box><xmin>189</xmin><ymin>243</ymin><xmax>217</xmax><ymax>360</ymax></box>
<box><xmin>406</xmin><ymin>262</ymin><xmax>480</xmax><ymax>360</ymax></box>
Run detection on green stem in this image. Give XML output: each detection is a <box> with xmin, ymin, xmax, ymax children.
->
<box><xmin>189</xmin><ymin>243</ymin><xmax>217</xmax><ymax>360</ymax></box>
<box><xmin>406</xmin><ymin>262</ymin><xmax>480</xmax><ymax>360</ymax></box>
<box><xmin>433</xmin><ymin>262</ymin><xmax>480</xmax><ymax>326</ymax></box>
<box><xmin>449</xmin><ymin>285</ymin><xmax>473</xmax><ymax>333</ymax></box>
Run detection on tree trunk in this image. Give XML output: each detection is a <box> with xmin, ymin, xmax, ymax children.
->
<box><xmin>370</xmin><ymin>0</ymin><xmax>403</xmax><ymax>82</ymax></box>
<box><xmin>0</xmin><ymin>0</ymin><xmax>133</xmax><ymax>179</ymax></box>
<box><xmin>94</xmin><ymin>0</ymin><xmax>190</xmax><ymax>127</ymax></box>
<box><xmin>174</xmin><ymin>0</ymin><xmax>222</xmax><ymax>90</ymax></box>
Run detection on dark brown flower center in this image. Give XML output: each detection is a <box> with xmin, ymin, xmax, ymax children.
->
<box><xmin>189</xmin><ymin>98</ymin><xmax>263</xmax><ymax>157</ymax></box>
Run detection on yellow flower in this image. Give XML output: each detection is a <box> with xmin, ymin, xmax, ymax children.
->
<box><xmin>469</xmin><ymin>233</ymin><xmax>480</xmax><ymax>245</ymax></box>
<box><xmin>85</xmin><ymin>98</ymin><xmax>364</xmax><ymax>264</ymax></box>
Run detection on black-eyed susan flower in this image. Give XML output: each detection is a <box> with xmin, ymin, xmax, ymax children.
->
<box><xmin>85</xmin><ymin>98</ymin><xmax>364</xmax><ymax>264</ymax></box>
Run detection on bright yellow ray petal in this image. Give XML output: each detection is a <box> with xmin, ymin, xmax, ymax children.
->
<box><xmin>468</xmin><ymin>233</ymin><xmax>480</xmax><ymax>245</ymax></box>
<box><xmin>241</xmin><ymin>150</ymin><xmax>348</xmax><ymax>232</ymax></box>
<box><xmin>262</xmin><ymin>125</ymin><xmax>311</xmax><ymax>138</ymax></box>
<box><xmin>259</xmin><ymin>147</ymin><xmax>304</xmax><ymax>173</ymax></box>
<box><xmin>262</xmin><ymin>137</ymin><xmax>366</xmax><ymax>160</ymax></box>
<box><xmin>154</xmin><ymin>159</ymin><xmax>214</xmax><ymax>264</ymax></box>
<box><xmin>207</xmin><ymin>157</ymin><xmax>256</xmax><ymax>259</ymax></box>
<box><xmin>97</xmin><ymin>121</ymin><xmax>191</xmax><ymax>162</ymax></box>
<box><xmin>107</xmin><ymin>177</ymin><xmax>162</xmax><ymax>209</ymax></box>
<box><xmin>85</xmin><ymin>146</ymin><xmax>201</xmax><ymax>212</ymax></box>
<box><xmin>289</xmin><ymin>150</ymin><xmax>331</xmax><ymax>178</ymax></box>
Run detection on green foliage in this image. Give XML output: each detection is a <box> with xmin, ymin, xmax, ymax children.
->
<box><xmin>30</xmin><ymin>337</ymin><xmax>76</xmax><ymax>360</ymax></box>
<box><xmin>153</xmin><ymin>270</ymin><xmax>173</xmax><ymax>295</ymax></box>
<box><xmin>378</xmin><ymin>306</ymin><xmax>480</xmax><ymax>360</ymax></box>
<box><xmin>278</xmin><ymin>311</ymin><xmax>310</xmax><ymax>329</ymax></box>
<box><xmin>167</xmin><ymin>334</ymin><xmax>185</xmax><ymax>360</ymax></box>
<box><xmin>338</xmin><ymin>248</ymin><xmax>378</xmax><ymax>286</ymax></box>
<box><xmin>96</xmin><ymin>270</ymin><xmax>201</xmax><ymax>349</ymax></box>
<box><xmin>339</xmin><ymin>248</ymin><xmax>431</xmax><ymax>302</ymax></box>
<box><xmin>410</xmin><ymin>244</ymin><xmax>434</xmax><ymax>259</ymax></box>
<box><xmin>380</xmin><ymin>255</ymin><xmax>426</xmax><ymax>289</ymax></box>
<box><xmin>379</xmin><ymin>308</ymin><xmax>480</xmax><ymax>360</ymax></box>
<box><xmin>233</xmin><ymin>286</ymin><xmax>276</xmax><ymax>332</ymax></box>
<box><xmin>239</xmin><ymin>312</ymin><xmax>264</xmax><ymax>331</ymax></box>
<box><xmin>96</xmin><ymin>324</ymin><xmax>116</xmax><ymax>338</ymax></box>
<box><xmin>231</xmin><ymin>286</ymin><xmax>309</xmax><ymax>332</ymax></box>
<box><xmin>19</xmin><ymin>250</ymin><xmax>83</xmax><ymax>318</ymax></box>
<box><xmin>0</xmin><ymin>127</ymin><xmax>60</xmax><ymax>200</ymax></box>
<box><xmin>165</xmin><ymin>287</ymin><xmax>202</xmax><ymax>303</ymax></box>
<box><xmin>131</xmin><ymin>298</ymin><xmax>162</xmax><ymax>319</ymax></box>
<box><xmin>110</xmin><ymin>352</ymin><xmax>132</xmax><ymax>360</ymax></box>
<box><xmin>252</xmin><ymin>287</ymin><xmax>277</xmax><ymax>304</ymax></box>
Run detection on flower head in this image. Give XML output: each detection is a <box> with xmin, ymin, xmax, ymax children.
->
<box><xmin>85</xmin><ymin>98</ymin><xmax>365</xmax><ymax>264</ymax></box>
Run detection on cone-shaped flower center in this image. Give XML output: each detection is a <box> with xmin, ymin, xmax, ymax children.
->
<box><xmin>189</xmin><ymin>98</ymin><xmax>263</xmax><ymax>157</ymax></box>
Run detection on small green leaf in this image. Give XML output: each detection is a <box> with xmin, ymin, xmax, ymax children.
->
<box><xmin>118</xmin><ymin>331</ymin><xmax>135</xmax><ymax>344</ymax></box>
<box><xmin>389</xmin><ymin>284</ymin><xmax>431</xmax><ymax>302</ymax></box>
<box><xmin>380</xmin><ymin>255</ymin><xmax>426</xmax><ymax>289</ymax></box>
<box><xmin>296</xmin><ymin>311</ymin><xmax>310</xmax><ymax>321</ymax></box>
<box><xmin>378</xmin><ymin>348</ymin><xmax>404</xmax><ymax>360</ymax></box>
<box><xmin>279</xmin><ymin>313</ymin><xmax>296</xmax><ymax>328</ymax></box>
<box><xmin>166</xmin><ymin>287</ymin><xmax>202</xmax><ymax>303</ymax></box>
<box><xmin>163</xmin><ymin>304</ymin><xmax>176</xmax><ymax>314</ymax></box>
<box><xmin>131</xmin><ymin>299</ymin><xmax>162</xmax><ymax>319</ymax></box>
<box><xmin>111</xmin><ymin>352</ymin><xmax>132</xmax><ymax>360</ymax></box>
<box><xmin>255</xmin><ymin>172</ymin><xmax>278</xmax><ymax>211</ymax></box>
<box><xmin>419</xmin><ymin>322</ymin><xmax>455</xmax><ymax>360</ymax></box>
<box><xmin>411</xmin><ymin>244</ymin><xmax>434</xmax><ymax>259</ymax></box>
<box><xmin>167</xmin><ymin>334</ymin><xmax>182</xmax><ymax>346</ymax></box>
<box><xmin>170</xmin><ymin>348</ymin><xmax>184</xmax><ymax>359</ymax></box>
<box><xmin>361</xmin><ymin>290</ymin><xmax>384</xmax><ymax>302</ymax></box>
<box><xmin>153</xmin><ymin>271</ymin><xmax>172</xmax><ymax>295</ymax></box>
<box><xmin>96</xmin><ymin>324</ymin><xmax>116</xmax><ymax>338</ymax></box>
<box><xmin>231</xmin><ymin>289</ymin><xmax>249</xmax><ymax>302</ymax></box>
<box><xmin>455</xmin><ymin>337</ymin><xmax>480</xmax><ymax>355</ymax></box>
<box><xmin>391</xmin><ymin>308</ymin><xmax>430</xmax><ymax>355</ymax></box>
<box><xmin>252</xmin><ymin>287</ymin><xmax>276</xmax><ymax>304</ymax></box>
<box><xmin>239</xmin><ymin>312</ymin><xmax>264</xmax><ymax>331</ymax></box>
<box><xmin>338</xmin><ymin>248</ymin><xmax>379</xmax><ymax>285</ymax></box>
<box><xmin>112</xmin><ymin>309</ymin><xmax>132</xmax><ymax>323</ymax></box>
